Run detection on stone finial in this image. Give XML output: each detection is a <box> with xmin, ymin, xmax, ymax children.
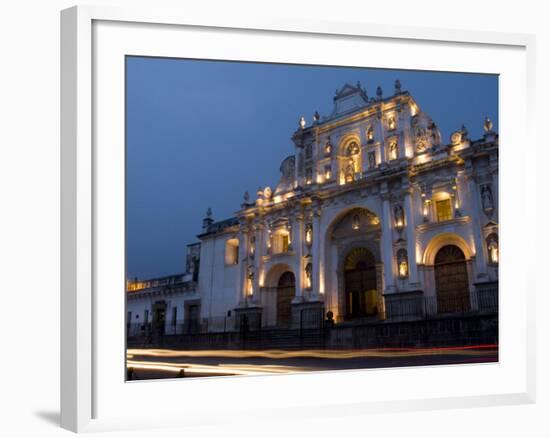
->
<box><xmin>243</xmin><ymin>191</ymin><xmax>250</xmax><ymax>202</ymax></box>
<box><xmin>202</xmin><ymin>207</ymin><xmax>214</xmax><ymax>230</ymax></box>
<box><xmin>484</xmin><ymin>116</ymin><xmax>494</xmax><ymax>133</ymax></box>
<box><xmin>394</xmin><ymin>79</ymin><xmax>402</xmax><ymax>94</ymax></box>
<box><xmin>299</xmin><ymin>116</ymin><xmax>306</xmax><ymax>130</ymax></box>
<box><xmin>256</xmin><ymin>186</ymin><xmax>264</xmax><ymax>199</ymax></box>
<box><xmin>461</xmin><ymin>124</ymin><xmax>469</xmax><ymax>138</ymax></box>
<box><xmin>313</xmin><ymin>111</ymin><xmax>320</xmax><ymax>123</ymax></box>
<box><xmin>376</xmin><ymin>85</ymin><xmax>383</xmax><ymax>100</ymax></box>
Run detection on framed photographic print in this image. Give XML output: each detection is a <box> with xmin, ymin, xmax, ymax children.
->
<box><xmin>61</xmin><ymin>5</ymin><xmax>536</xmax><ymax>433</ymax></box>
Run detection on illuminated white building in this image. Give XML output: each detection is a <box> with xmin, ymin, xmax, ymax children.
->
<box><xmin>195</xmin><ymin>81</ymin><xmax>498</xmax><ymax>332</ymax></box>
<box><xmin>127</xmin><ymin>81</ymin><xmax>498</xmax><ymax>336</ymax></box>
<box><xmin>126</xmin><ymin>243</ymin><xmax>201</xmax><ymax>336</ymax></box>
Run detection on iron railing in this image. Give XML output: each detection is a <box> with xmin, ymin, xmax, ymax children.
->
<box><xmin>127</xmin><ymin>285</ymin><xmax>498</xmax><ymax>340</ymax></box>
<box><xmin>385</xmin><ymin>286</ymin><xmax>498</xmax><ymax>321</ymax></box>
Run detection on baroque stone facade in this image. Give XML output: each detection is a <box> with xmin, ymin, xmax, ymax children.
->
<box><xmin>128</xmin><ymin>81</ymin><xmax>499</xmax><ymax>335</ymax></box>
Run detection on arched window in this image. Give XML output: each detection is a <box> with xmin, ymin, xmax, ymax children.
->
<box><xmin>225</xmin><ymin>238</ymin><xmax>239</xmax><ymax>265</ymax></box>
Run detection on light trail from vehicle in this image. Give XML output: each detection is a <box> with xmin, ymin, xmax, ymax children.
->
<box><xmin>127</xmin><ymin>345</ymin><xmax>497</xmax><ymax>361</ymax></box>
<box><xmin>127</xmin><ymin>359</ymin><xmax>317</xmax><ymax>377</ymax></box>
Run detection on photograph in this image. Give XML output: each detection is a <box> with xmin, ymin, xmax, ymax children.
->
<box><xmin>124</xmin><ymin>57</ymin><xmax>499</xmax><ymax>380</ymax></box>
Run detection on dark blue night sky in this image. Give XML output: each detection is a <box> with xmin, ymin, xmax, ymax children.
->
<box><xmin>126</xmin><ymin>57</ymin><xmax>498</xmax><ymax>280</ymax></box>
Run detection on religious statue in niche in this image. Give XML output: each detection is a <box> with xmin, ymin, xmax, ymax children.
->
<box><xmin>486</xmin><ymin>234</ymin><xmax>499</xmax><ymax>265</ymax></box>
<box><xmin>367</xmin><ymin>127</ymin><xmax>374</xmax><ymax>142</ymax></box>
<box><xmin>305</xmin><ymin>263</ymin><xmax>313</xmax><ymax>289</ymax></box>
<box><xmin>480</xmin><ymin>184</ymin><xmax>494</xmax><ymax>212</ymax></box>
<box><xmin>388</xmin><ymin>116</ymin><xmax>396</xmax><ymax>131</ymax></box>
<box><xmin>368</xmin><ymin>151</ymin><xmax>376</xmax><ymax>169</ymax></box>
<box><xmin>324</xmin><ymin>137</ymin><xmax>332</xmax><ymax>155</ymax></box>
<box><xmin>247</xmin><ymin>264</ymin><xmax>255</xmax><ymax>281</ymax></box>
<box><xmin>394</xmin><ymin>203</ymin><xmax>405</xmax><ymax>228</ymax></box>
<box><xmin>397</xmin><ymin>249</ymin><xmax>409</xmax><ymax>278</ymax></box>
<box><xmin>345</xmin><ymin>141</ymin><xmax>360</xmax><ymax>156</ymax></box>
<box><xmin>389</xmin><ymin>140</ymin><xmax>398</xmax><ymax>160</ymax></box>
<box><xmin>305</xmin><ymin>223</ymin><xmax>313</xmax><ymax>246</ymax></box>
<box><xmin>345</xmin><ymin>159</ymin><xmax>355</xmax><ymax>183</ymax></box>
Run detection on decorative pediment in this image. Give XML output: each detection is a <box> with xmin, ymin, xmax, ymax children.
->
<box><xmin>331</xmin><ymin>82</ymin><xmax>369</xmax><ymax>117</ymax></box>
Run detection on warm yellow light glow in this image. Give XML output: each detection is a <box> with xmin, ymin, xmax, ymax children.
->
<box><xmin>423</xmin><ymin>200</ymin><xmax>430</xmax><ymax>218</ymax></box>
<box><xmin>305</xmin><ymin>275</ymin><xmax>311</xmax><ymax>289</ymax></box>
<box><xmin>127</xmin><ymin>281</ymin><xmax>150</xmax><ymax>292</ymax></box>
<box><xmin>490</xmin><ymin>246</ymin><xmax>499</xmax><ymax>264</ymax></box>
<box><xmin>305</xmin><ymin>225</ymin><xmax>312</xmax><ymax>245</ymax></box>
<box><xmin>325</xmin><ymin>168</ymin><xmax>331</xmax><ymax>180</ymax></box>
<box><xmin>352</xmin><ymin>214</ymin><xmax>360</xmax><ymax>230</ymax></box>
<box><xmin>259</xmin><ymin>269</ymin><xmax>265</xmax><ymax>287</ymax></box>
<box><xmin>388</xmin><ymin>117</ymin><xmax>396</xmax><ymax>130</ymax></box>
<box><xmin>367</xmin><ymin>127</ymin><xmax>374</xmax><ymax>141</ymax></box>
<box><xmin>415</xmin><ymin>153</ymin><xmax>430</xmax><ymax>165</ymax></box>
<box><xmin>399</xmin><ymin>260</ymin><xmax>408</xmax><ymax>278</ymax></box>
<box><xmin>247</xmin><ymin>278</ymin><xmax>253</xmax><ymax>296</ymax></box>
<box><xmin>416</xmin><ymin>243</ymin><xmax>422</xmax><ymax>264</ymax></box>
<box><xmin>389</xmin><ymin>140</ymin><xmax>398</xmax><ymax>160</ymax></box>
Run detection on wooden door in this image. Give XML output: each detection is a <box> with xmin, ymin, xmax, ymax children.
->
<box><xmin>434</xmin><ymin>245</ymin><xmax>470</xmax><ymax>313</ymax></box>
<box><xmin>276</xmin><ymin>271</ymin><xmax>295</xmax><ymax>327</ymax></box>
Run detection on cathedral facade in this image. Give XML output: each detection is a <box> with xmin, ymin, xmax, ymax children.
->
<box><xmin>195</xmin><ymin>81</ymin><xmax>499</xmax><ymax>332</ymax></box>
<box><xmin>127</xmin><ymin>81</ymin><xmax>499</xmax><ymax>336</ymax></box>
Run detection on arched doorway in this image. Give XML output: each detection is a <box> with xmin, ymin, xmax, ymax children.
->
<box><xmin>344</xmin><ymin>248</ymin><xmax>378</xmax><ymax>318</ymax></box>
<box><xmin>434</xmin><ymin>245</ymin><xmax>470</xmax><ymax>313</ymax></box>
<box><xmin>276</xmin><ymin>271</ymin><xmax>295</xmax><ymax>327</ymax></box>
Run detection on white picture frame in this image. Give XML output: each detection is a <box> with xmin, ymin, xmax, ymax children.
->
<box><xmin>60</xmin><ymin>5</ymin><xmax>536</xmax><ymax>433</ymax></box>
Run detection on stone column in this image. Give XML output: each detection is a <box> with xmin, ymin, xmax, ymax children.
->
<box><xmin>400</xmin><ymin>108</ymin><xmax>414</xmax><ymax>158</ymax></box>
<box><xmin>376</xmin><ymin>110</ymin><xmax>386</xmax><ymax>163</ymax></box>
<box><xmin>404</xmin><ymin>192</ymin><xmax>419</xmax><ymax>286</ymax></box>
<box><xmin>253</xmin><ymin>221</ymin><xmax>263</xmax><ymax>292</ymax></box>
<box><xmin>467</xmin><ymin>178</ymin><xmax>489</xmax><ymax>280</ymax></box>
<box><xmin>311</xmin><ymin>208</ymin><xmax>321</xmax><ymax>300</ymax></box>
<box><xmin>238</xmin><ymin>226</ymin><xmax>249</xmax><ymax>303</ymax></box>
<box><xmin>359</xmin><ymin>127</ymin><xmax>368</xmax><ymax>175</ymax></box>
<box><xmin>381</xmin><ymin>197</ymin><xmax>395</xmax><ymax>293</ymax></box>
<box><xmin>292</xmin><ymin>213</ymin><xmax>305</xmax><ymax>302</ymax></box>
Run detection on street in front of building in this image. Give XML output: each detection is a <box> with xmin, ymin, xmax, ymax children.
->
<box><xmin>126</xmin><ymin>345</ymin><xmax>498</xmax><ymax>380</ymax></box>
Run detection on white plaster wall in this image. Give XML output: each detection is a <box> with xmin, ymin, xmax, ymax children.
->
<box><xmin>197</xmin><ymin>234</ymin><xmax>240</xmax><ymax>328</ymax></box>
